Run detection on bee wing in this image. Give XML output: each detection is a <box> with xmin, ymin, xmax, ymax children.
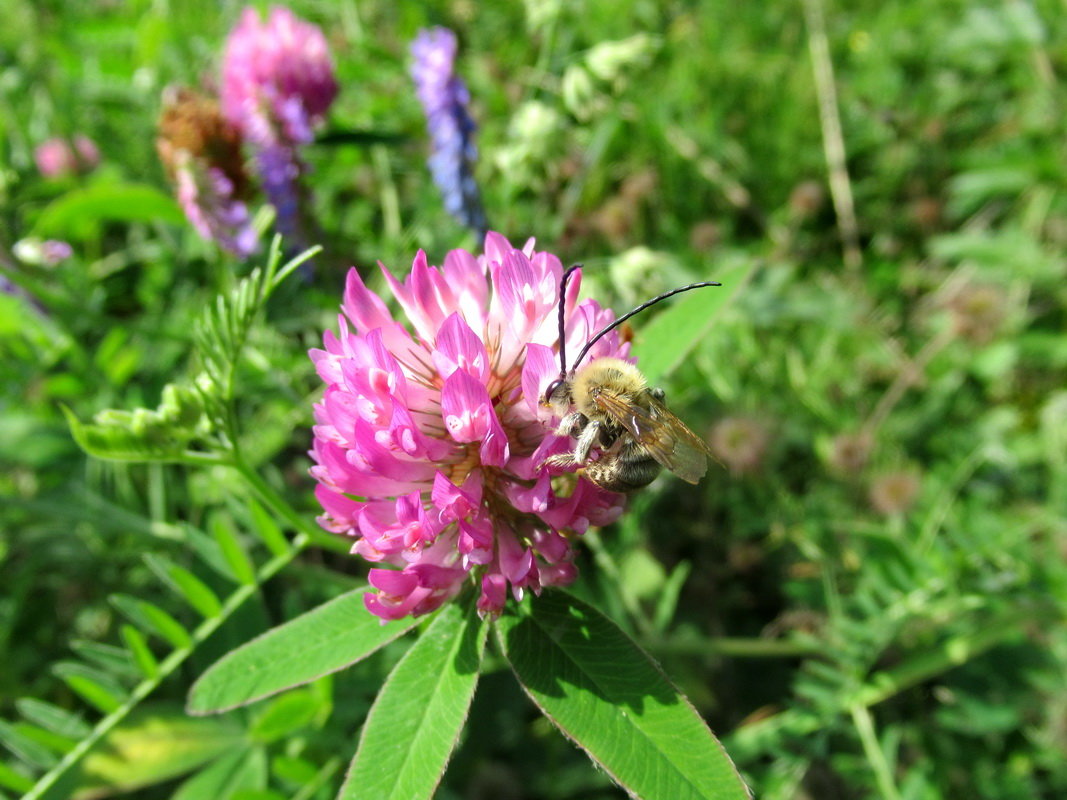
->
<box><xmin>592</xmin><ymin>390</ymin><xmax>713</xmax><ymax>484</ymax></box>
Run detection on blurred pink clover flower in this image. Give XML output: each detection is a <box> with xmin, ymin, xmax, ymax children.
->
<box><xmin>221</xmin><ymin>6</ymin><xmax>338</xmax><ymax>241</ymax></box>
<box><xmin>34</xmin><ymin>136</ymin><xmax>99</xmax><ymax>178</ymax></box>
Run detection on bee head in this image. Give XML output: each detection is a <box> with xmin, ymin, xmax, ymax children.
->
<box><xmin>542</xmin><ymin>376</ymin><xmax>569</xmax><ymax>407</ymax></box>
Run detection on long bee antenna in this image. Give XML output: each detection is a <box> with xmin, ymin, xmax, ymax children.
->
<box><xmin>570</xmin><ymin>280</ymin><xmax>722</xmax><ymax>371</ymax></box>
<box><xmin>556</xmin><ymin>264</ymin><xmax>583</xmax><ymax>375</ymax></box>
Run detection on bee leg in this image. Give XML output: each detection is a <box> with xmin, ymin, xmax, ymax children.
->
<box><xmin>572</xmin><ymin>420</ymin><xmax>603</xmax><ymax>464</ymax></box>
<box><xmin>541</xmin><ymin>419</ymin><xmax>603</xmax><ymax>472</ymax></box>
<box><xmin>649</xmin><ymin>387</ymin><xmax>666</xmax><ymax>400</ymax></box>
<box><xmin>541</xmin><ymin>413</ymin><xmax>585</xmax><ymax>471</ymax></box>
<box><xmin>554</xmin><ymin>412</ymin><xmax>586</xmax><ymax>438</ymax></box>
<box><xmin>542</xmin><ymin>452</ymin><xmax>578</xmax><ymax>470</ymax></box>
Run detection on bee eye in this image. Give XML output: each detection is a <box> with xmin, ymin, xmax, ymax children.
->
<box><xmin>543</xmin><ymin>378</ymin><xmax>564</xmax><ymax>403</ymax></box>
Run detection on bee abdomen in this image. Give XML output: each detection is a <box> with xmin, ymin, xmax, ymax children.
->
<box><xmin>585</xmin><ymin>449</ymin><xmax>661</xmax><ymax>493</ymax></box>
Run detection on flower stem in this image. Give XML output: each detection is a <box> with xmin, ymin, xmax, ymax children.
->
<box><xmin>645</xmin><ymin>636</ymin><xmax>823</xmax><ymax>659</ymax></box>
<box><xmin>862</xmin><ymin>324</ymin><xmax>955</xmax><ymax>439</ymax></box>
<box><xmin>802</xmin><ymin>0</ymin><xmax>862</xmax><ymax>270</ymax></box>
<box><xmin>849</xmin><ymin>702</ymin><xmax>902</xmax><ymax>800</ymax></box>
<box><xmin>230</xmin><ymin>454</ymin><xmax>335</xmax><ymax>546</ymax></box>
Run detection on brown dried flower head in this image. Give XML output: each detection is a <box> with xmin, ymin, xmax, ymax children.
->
<box><xmin>828</xmin><ymin>431</ymin><xmax>874</xmax><ymax>475</ymax></box>
<box><xmin>947</xmin><ymin>284</ymin><xmax>1006</xmax><ymax>345</ymax></box>
<box><xmin>157</xmin><ymin>87</ymin><xmax>249</xmax><ymax>198</ymax></box>
<box><xmin>868</xmin><ymin>471</ymin><xmax>922</xmax><ymax>516</ymax></box>
<box><xmin>709</xmin><ymin>416</ymin><xmax>771</xmax><ymax>475</ymax></box>
<box><xmin>788</xmin><ymin>180</ymin><xmax>825</xmax><ymax>219</ymax></box>
<box><xmin>689</xmin><ymin>220</ymin><xmax>721</xmax><ymax>251</ymax></box>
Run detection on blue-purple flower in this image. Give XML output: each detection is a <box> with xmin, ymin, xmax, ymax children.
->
<box><xmin>411</xmin><ymin>28</ymin><xmax>488</xmax><ymax>238</ymax></box>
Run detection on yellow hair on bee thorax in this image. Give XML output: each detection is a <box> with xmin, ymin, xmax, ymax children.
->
<box><xmin>571</xmin><ymin>357</ymin><xmax>648</xmax><ymax>417</ymax></box>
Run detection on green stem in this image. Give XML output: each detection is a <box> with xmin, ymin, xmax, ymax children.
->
<box><xmin>645</xmin><ymin>636</ymin><xmax>823</xmax><ymax>659</ymax></box>
<box><xmin>177</xmin><ymin>450</ymin><xmax>230</xmax><ymax>466</ymax></box>
<box><xmin>853</xmin><ymin>614</ymin><xmax>1025</xmax><ymax>708</ymax></box>
<box><xmin>802</xmin><ymin>0</ymin><xmax>862</xmax><ymax>270</ymax></box>
<box><xmin>230</xmin><ymin>455</ymin><xmax>343</xmax><ymax>551</ymax></box>
<box><xmin>372</xmin><ymin>146</ymin><xmax>401</xmax><ymax>243</ymax></box>
<box><xmin>849</xmin><ymin>703</ymin><xmax>902</xmax><ymax>800</ymax></box>
<box><xmin>292</xmin><ymin>756</ymin><xmax>343</xmax><ymax>800</ymax></box>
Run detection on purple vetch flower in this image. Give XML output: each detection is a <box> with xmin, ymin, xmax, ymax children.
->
<box><xmin>12</xmin><ymin>238</ymin><xmax>73</xmax><ymax>267</ymax></box>
<box><xmin>41</xmin><ymin>240</ymin><xmax>74</xmax><ymax>264</ymax></box>
<box><xmin>411</xmin><ymin>27</ymin><xmax>488</xmax><ymax>238</ymax></box>
<box><xmin>309</xmin><ymin>233</ymin><xmax>629</xmax><ymax>620</ymax></box>
<box><xmin>0</xmin><ymin>271</ymin><xmax>32</xmax><ymax>309</ymax></box>
<box><xmin>34</xmin><ymin>135</ymin><xmax>99</xmax><ymax>178</ymax></box>
<box><xmin>157</xmin><ymin>87</ymin><xmax>258</xmax><ymax>257</ymax></box>
<box><xmin>1</xmin><ymin>258</ymin><xmax>48</xmax><ymax>314</ymax></box>
<box><xmin>221</xmin><ymin>6</ymin><xmax>338</xmax><ymax>242</ymax></box>
<box><xmin>172</xmin><ymin>153</ymin><xmax>259</xmax><ymax>257</ymax></box>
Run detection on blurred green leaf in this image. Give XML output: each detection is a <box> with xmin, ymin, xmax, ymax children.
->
<box><xmin>13</xmin><ymin>700</ymin><xmax>90</xmax><ymax>740</ymax></box>
<box><xmin>120</xmin><ymin>625</ymin><xmax>159</xmax><ymax>681</ymax></box>
<box><xmin>0</xmin><ymin>760</ymin><xmax>35</xmax><ymax>794</ymax></box>
<box><xmin>948</xmin><ymin>168</ymin><xmax>1034</xmax><ymax>218</ymax></box>
<box><xmin>270</xmin><ymin>755</ymin><xmax>318</xmax><ymax>786</ymax></box>
<box><xmin>619</xmin><ymin>547</ymin><xmax>667</xmax><ymax>601</ymax></box>
<box><xmin>230</xmin><ymin>790</ymin><xmax>286</xmax><ymax>800</ymax></box>
<box><xmin>68</xmin><ymin>642</ymin><xmax>137</xmax><ymax>681</ymax></box>
<box><xmin>248</xmin><ymin>689</ymin><xmax>322</xmax><ymax>744</ymax></box>
<box><xmin>51</xmin><ymin>664</ymin><xmax>126</xmax><ymax>714</ymax></box>
<box><xmin>246</xmin><ymin>500</ymin><xmax>290</xmax><ymax>558</ymax></box>
<box><xmin>33</xmin><ymin>180</ymin><xmax>184</xmax><ymax>240</ymax></box>
<box><xmin>653</xmin><ymin>560</ymin><xmax>693</xmax><ymax>633</ymax></box>
<box><xmin>78</xmin><ymin>707</ymin><xmax>244</xmax><ymax>798</ymax></box>
<box><xmin>0</xmin><ymin>722</ymin><xmax>58</xmax><ymax>770</ymax></box>
<box><xmin>210</xmin><ymin>516</ymin><xmax>256</xmax><ymax>587</ymax></box>
<box><xmin>171</xmin><ymin>746</ymin><xmax>267</xmax><ymax>800</ymax></box>
<box><xmin>144</xmin><ymin>555</ymin><xmax>223</xmax><ymax>618</ymax></box>
<box><xmin>632</xmin><ymin>257</ymin><xmax>757</xmax><ymax>384</ymax></box>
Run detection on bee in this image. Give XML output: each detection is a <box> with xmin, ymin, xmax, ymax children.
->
<box><xmin>540</xmin><ymin>265</ymin><xmax>721</xmax><ymax>493</ymax></box>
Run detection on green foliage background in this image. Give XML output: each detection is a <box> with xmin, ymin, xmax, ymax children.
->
<box><xmin>1</xmin><ymin>0</ymin><xmax>1065</xmax><ymax>798</ymax></box>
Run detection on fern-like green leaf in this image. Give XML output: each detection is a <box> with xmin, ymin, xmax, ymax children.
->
<box><xmin>62</xmin><ymin>381</ymin><xmax>213</xmax><ymax>465</ymax></box>
<box><xmin>0</xmin><ymin>722</ymin><xmax>58</xmax><ymax>770</ymax></box>
<box><xmin>210</xmin><ymin>516</ymin><xmax>257</xmax><ymax>586</ymax></box>
<box><xmin>144</xmin><ymin>555</ymin><xmax>223</xmax><ymax>618</ymax></box>
<box><xmin>0</xmin><ymin>760</ymin><xmax>35</xmax><ymax>794</ymax></box>
<box><xmin>51</xmin><ymin>664</ymin><xmax>127</xmax><ymax>714</ymax></box>
<box><xmin>120</xmin><ymin>625</ymin><xmax>160</xmax><ymax>680</ymax></box>
<box><xmin>110</xmin><ymin>595</ymin><xmax>192</xmax><ymax>650</ymax></box>
<box><xmin>13</xmin><ymin>701</ymin><xmax>90</xmax><ymax>740</ymax></box>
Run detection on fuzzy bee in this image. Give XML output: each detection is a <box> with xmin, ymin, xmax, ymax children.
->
<box><xmin>540</xmin><ymin>266</ymin><xmax>720</xmax><ymax>493</ymax></box>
